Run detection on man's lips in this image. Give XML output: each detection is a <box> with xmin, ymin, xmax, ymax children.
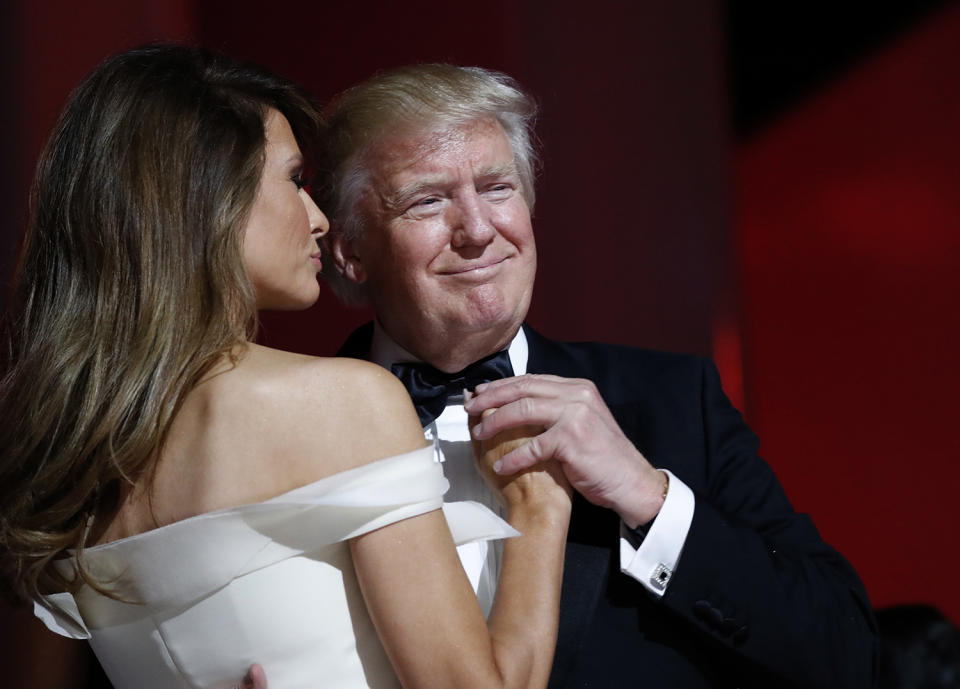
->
<box><xmin>438</xmin><ymin>255</ymin><xmax>510</xmax><ymax>276</ymax></box>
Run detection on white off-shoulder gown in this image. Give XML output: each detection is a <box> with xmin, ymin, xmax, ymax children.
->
<box><xmin>35</xmin><ymin>447</ymin><xmax>516</xmax><ymax>689</ymax></box>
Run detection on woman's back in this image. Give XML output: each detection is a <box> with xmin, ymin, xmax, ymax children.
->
<box><xmin>96</xmin><ymin>345</ymin><xmax>426</xmax><ymax>544</ymax></box>
<box><xmin>40</xmin><ymin>346</ymin><xmax>513</xmax><ymax>688</ymax></box>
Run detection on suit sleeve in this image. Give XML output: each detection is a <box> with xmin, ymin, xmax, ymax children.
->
<box><xmin>652</xmin><ymin>358</ymin><xmax>878</xmax><ymax>689</ymax></box>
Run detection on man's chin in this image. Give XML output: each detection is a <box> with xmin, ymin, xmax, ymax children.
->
<box><xmin>461</xmin><ymin>283</ymin><xmax>529</xmax><ymax>322</ymax></box>
<box><xmin>454</xmin><ymin>307</ymin><xmax>526</xmax><ymax>350</ymax></box>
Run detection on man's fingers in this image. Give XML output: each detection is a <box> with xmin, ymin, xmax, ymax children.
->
<box><xmin>475</xmin><ymin>372</ymin><xmax>568</xmax><ymax>393</ymax></box>
<box><xmin>468</xmin><ymin>374</ymin><xmax>582</xmax><ymax>410</ymax></box>
<box><xmin>471</xmin><ymin>396</ymin><xmax>564</xmax><ymax>440</ymax></box>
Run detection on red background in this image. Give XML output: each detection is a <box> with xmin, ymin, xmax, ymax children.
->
<box><xmin>2</xmin><ymin>1</ymin><xmax>958</xmax><ymax>685</ymax></box>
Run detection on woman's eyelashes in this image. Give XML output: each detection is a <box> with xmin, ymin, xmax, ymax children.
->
<box><xmin>291</xmin><ymin>174</ymin><xmax>310</xmax><ymax>190</ymax></box>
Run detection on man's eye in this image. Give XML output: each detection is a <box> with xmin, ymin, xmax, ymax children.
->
<box><xmin>484</xmin><ymin>183</ymin><xmax>513</xmax><ymax>198</ymax></box>
<box><xmin>407</xmin><ymin>197</ymin><xmax>442</xmax><ymax>213</ymax></box>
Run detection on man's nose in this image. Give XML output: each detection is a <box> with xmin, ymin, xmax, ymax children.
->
<box><xmin>450</xmin><ymin>194</ymin><xmax>495</xmax><ymax>248</ymax></box>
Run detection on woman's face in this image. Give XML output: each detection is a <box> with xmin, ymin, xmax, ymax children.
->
<box><xmin>242</xmin><ymin>109</ymin><xmax>329</xmax><ymax>310</ymax></box>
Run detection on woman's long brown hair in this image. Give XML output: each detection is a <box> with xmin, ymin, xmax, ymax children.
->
<box><xmin>0</xmin><ymin>44</ymin><xmax>323</xmax><ymax>603</ymax></box>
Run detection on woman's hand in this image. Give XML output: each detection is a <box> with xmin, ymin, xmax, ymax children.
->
<box><xmin>468</xmin><ymin>397</ymin><xmax>572</xmax><ymax>513</ymax></box>
<box><xmin>233</xmin><ymin>664</ymin><xmax>267</xmax><ymax>689</ymax></box>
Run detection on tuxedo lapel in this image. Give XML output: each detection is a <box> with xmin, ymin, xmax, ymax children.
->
<box><xmin>524</xmin><ymin>325</ymin><xmax>616</xmax><ymax>688</ymax></box>
<box><xmin>336</xmin><ymin>321</ymin><xmax>374</xmax><ymax>359</ymax></box>
<box><xmin>523</xmin><ymin>324</ymin><xmax>577</xmax><ymax>377</ymax></box>
<box><xmin>548</xmin><ymin>541</ymin><xmax>610</xmax><ymax>689</ymax></box>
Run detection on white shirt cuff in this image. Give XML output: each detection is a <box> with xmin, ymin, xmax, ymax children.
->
<box><xmin>619</xmin><ymin>469</ymin><xmax>694</xmax><ymax>597</ymax></box>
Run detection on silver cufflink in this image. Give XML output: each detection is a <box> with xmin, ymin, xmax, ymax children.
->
<box><xmin>650</xmin><ymin>563</ymin><xmax>672</xmax><ymax>591</ymax></box>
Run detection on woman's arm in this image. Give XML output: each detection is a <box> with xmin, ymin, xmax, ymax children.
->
<box><xmin>351</xmin><ymin>490</ymin><xmax>569</xmax><ymax>689</ymax></box>
<box><xmin>348</xmin><ymin>374</ymin><xmax>571</xmax><ymax>689</ymax></box>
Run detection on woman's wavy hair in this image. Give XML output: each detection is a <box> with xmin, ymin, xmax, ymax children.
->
<box><xmin>0</xmin><ymin>43</ymin><xmax>322</xmax><ymax>603</ymax></box>
<box><xmin>313</xmin><ymin>63</ymin><xmax>538</xmax><ymax>305</ymax></box>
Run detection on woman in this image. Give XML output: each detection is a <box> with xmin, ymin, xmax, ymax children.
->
<box><xmin>0</xmin><ymin>44</ymin><xmax>570</xmax><ymax>688</ymax></box>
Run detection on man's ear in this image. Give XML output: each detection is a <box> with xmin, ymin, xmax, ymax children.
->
<box><xmin>329</xmin><ymin>232</ymin><xmax>367</xmax><ymax>284</ymax></box>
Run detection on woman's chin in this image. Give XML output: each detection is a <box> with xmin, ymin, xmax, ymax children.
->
<box><xmin>256</xmin><ymin>286</ymin><xmax>322</xmax><ymax>312</ymax></box>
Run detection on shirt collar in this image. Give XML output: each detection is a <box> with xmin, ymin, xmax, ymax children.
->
<box><xmin>369</xmin><ymin>321</ymin><xmax>529</xmax><ymax>376</ymax></box>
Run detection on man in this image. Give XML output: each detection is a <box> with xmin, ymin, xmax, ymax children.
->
<box><xmin>315</xmin><ymin>64</ymin><xmax>876</xmax><ymax>688</ymax></box>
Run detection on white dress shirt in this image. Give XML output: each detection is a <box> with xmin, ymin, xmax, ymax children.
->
<box><xmin>368</xmin><ymin>322</ymin><xmax>695</xmax><ymax>609</ymax></box>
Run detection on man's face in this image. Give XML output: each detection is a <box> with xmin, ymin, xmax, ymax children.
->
<box><xmin>338</xmin><ymin>118</ymin><xmax>536</xmax><ymax>364</ymax></box>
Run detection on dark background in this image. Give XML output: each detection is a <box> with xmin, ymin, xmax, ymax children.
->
<box><xmin>3</xmin><ymin>1</ymin><xmax>958</xmax><ymax>686</ymax></box>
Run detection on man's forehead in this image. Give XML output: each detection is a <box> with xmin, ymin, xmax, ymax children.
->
<box><xmin>367</xmin><ymin>117</ymin><xmax>514</xmax><ymax>181</ymax></box>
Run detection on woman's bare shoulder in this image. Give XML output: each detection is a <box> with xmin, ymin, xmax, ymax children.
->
<box><xmin>235</xmin><ymin>345</ymin><xmax>416</xmax><ymax>421</ymax></box>
<box><xmin>106</xmin><ymin>347</ymin><xmax>428</xmax><ymax>540</ymax></box>
<box><xmin>210</xmin><ymin>345</ymin><xmax>425</xmax><ymax>482</ymax></box>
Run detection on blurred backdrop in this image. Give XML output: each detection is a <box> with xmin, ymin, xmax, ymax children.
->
<box><xmin>2</xmin><ymin>1</ymin><xmax>958</xmax><ymax>686</ymax></box>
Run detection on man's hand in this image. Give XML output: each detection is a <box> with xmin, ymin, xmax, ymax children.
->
<box><xmin>465</xmin><ymin>374</ymin><xmax>667</xmax><ymax>528</ymax></box>
<box><xmin>233</xmin><ymin>664</ymin><xmax>267</xmax><ymax>689</ymax></box>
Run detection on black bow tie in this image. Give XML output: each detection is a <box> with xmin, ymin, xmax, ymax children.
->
<box><xmin>391</xmin><ymin>350</ymin><xmax>514</xmax><ymax>427</ymax></box>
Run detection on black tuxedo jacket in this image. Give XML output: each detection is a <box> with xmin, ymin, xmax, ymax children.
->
<box><xmin>339</xmin><ymin>323</ymin><xmax>877</xmax><ymax>689</ymax></box>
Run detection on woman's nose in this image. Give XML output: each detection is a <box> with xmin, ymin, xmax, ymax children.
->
<box><xmin>303</xmin><ymin>190</ymin><xmax>329</xmax><ymax>236</ymax></box>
